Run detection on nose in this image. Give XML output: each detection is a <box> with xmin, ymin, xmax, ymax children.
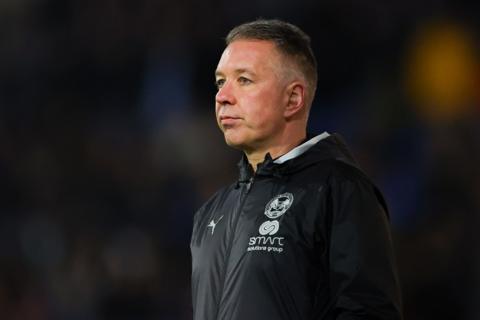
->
<box><xmin>215</xmin><ymin>81</ymin><xmax>236</xmax><ymax>106</ymax></box>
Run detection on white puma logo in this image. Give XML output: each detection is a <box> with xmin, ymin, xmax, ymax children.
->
<box><xmin>207</xmin><ymin>215</ymin><xmax>224</xmax><ymax>235</ymax></box>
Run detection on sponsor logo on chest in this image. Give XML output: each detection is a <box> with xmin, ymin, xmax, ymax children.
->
<box><xmin>247</xmin><ymin>193</ymin><xmax>293</xmax><ymax>254</ymax></box>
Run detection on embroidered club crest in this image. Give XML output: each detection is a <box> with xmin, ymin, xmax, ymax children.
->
<box><xmin>264</xmin><ymin>193</ymin><xmax>294</xmax><ymax>219</ymax></box>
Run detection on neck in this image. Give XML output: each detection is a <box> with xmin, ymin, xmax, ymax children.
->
<box><xmin>245</xmin><ymin>130</ymin><xmax>307</xmax><ymax>172</ymax></box>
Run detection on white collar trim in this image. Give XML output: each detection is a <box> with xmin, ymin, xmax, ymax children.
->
<box><xmin>273</xmin><ymin>132</ymin><xmax>330</xmax><ymax>164</ymax></box>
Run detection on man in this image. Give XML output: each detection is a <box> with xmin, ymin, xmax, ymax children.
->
<box><xmin>190</xmin><ymin>19</ymin><xmax>403</xmax><ymax>320</ymax></box>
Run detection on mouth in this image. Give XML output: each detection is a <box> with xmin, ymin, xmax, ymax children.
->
<box><xmin>219</xmin><ymin>115</ymin><xmax>242</xmax><ymax>126</ymax></box>
<box><xmin>219</xmin><ymin>115</ymin><xmax>241</xmax><ymax>120</ymax></box>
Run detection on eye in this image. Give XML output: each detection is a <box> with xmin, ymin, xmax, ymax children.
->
<box><xmin>215</xmin><ymin>78</ymin><xmax>225</xmax><ymax>89</ymax></box>
<box><xmin>238</xmin><ymin>76</ymin><xmax>252</xmax><ymax>85</ymax></box>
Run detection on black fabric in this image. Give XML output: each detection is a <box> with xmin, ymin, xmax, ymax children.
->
<box><xmin>190</xmin><ymin>133</ymin><xmax>403</xmax><ymax>320</ymax></box>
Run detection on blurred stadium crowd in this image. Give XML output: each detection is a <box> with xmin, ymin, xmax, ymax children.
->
<box><xmin>0</xmin><ymin>0</ymin><xmax>479</xmax><ymax>319</ymax></box>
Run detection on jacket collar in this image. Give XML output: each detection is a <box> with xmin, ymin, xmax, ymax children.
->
<box><xmin>273</xmin><ymin>132</ymin><xmax>330</xmax><ymax>164</ymax></box>
<box><xmin>237</xmin><ymin>132</ymin><xmax>330</xmax><ymax>182</ymax></box>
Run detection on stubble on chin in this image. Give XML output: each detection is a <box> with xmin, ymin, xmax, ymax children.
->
<box><xmin>221</xmin><ymin>129</ymin><xmax>248</xmax><ymax>151</ymax></box>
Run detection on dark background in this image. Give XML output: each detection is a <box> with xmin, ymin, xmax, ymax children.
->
<box><xmin>1</xmin><ymin>1</ymin><xmax>479</xmax><ymax>319</ymax></box>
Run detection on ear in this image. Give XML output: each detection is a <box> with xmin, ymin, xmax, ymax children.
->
<box><xmin>284</xmin><ymin>82</ymin><xmax>306</xmax><ymax>118</ymax></box>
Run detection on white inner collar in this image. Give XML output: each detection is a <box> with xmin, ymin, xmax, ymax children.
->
<box><xmin>273</xmin><ymin>132</ymin><xmax>330</xmax><ymax>164</ymax></box>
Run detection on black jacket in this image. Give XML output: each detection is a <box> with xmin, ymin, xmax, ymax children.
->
<box><xmin>190</xmin><ymin>133</ymin><xmax>403</xmax><ymax>320</ymax></box>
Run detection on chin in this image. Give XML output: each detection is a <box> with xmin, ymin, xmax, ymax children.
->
<box><xmin>223</xmin><ymin>132</ymin><xmax>249</xmax><ymax>150</ymax></box>
<box><xmin>224</xmin><ymin>137</ymin><xmax>245</xmax><ymax>150</ymax></box>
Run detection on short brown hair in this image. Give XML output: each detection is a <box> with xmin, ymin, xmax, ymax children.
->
<box><xmin>226</xmin><ymin>19</ymin><xmax>318</xmax><ymax>105</ymax></box>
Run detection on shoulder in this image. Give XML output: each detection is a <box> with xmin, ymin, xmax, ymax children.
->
<box><xmin>297</xmin><ymin>157</ymin><xmax>370</xmax><ymax>186</ymax></box>
<box><xmin>323</xmin><ymin>159</ymin><xmax>371</xmax><ymax>185</ymax></box>
<box><xmin>310</xmin><ymin>159</ymin><xmax>389</xmax><ymax>216</ymax></box>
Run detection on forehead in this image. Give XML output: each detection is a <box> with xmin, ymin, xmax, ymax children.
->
<box><xmin>216</xmin><ymin>39</ymin><xmax>282</xmax><ymax>75</ymax></box>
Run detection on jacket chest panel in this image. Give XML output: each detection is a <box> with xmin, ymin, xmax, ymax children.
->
<box><xmin>191</xmin><ymin>189</ymin><xmax>243</xmax><ymax>276</ymax></box>
<box><xmin>224</xmin><ymin>182</ymin><xmax>326</xmax><ymax>271</ymax></box>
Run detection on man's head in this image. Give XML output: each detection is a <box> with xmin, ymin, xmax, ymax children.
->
<box><xmin>226</xmin><ymin>20</ymin><xmax>317</xmax><ymax>103</ymax></box>
<box><xmin>215</xmin><ymin>19</ymin><xmax>317</xmax><ymax>154</ymax></box>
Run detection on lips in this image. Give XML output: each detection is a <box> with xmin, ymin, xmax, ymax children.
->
<box><xmin>219</xmin><ymin>115</ymin><xmax>241</xmax><ymax>126</ymax></box>
<box><xmin>219</xmin><ymin>115</ymin><xmax>241</xmax><ymax>121</ymax></box>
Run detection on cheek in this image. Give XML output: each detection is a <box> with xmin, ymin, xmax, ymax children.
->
<box><xmin>245</xmin><ymin>93</ymin><xmax>283</xmax><ymax>127</ymax></box>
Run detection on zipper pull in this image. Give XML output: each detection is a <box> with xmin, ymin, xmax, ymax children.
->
<box><xmin>246</xmin><ymin>177</ymin><xmax>254</xmax><ymax>192</ymax></box>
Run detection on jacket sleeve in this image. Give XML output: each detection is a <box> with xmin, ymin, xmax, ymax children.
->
<box><xmin>325</xmin><ymin>176</ymin><xmax>403</xmax><ymax>320</ymax></box>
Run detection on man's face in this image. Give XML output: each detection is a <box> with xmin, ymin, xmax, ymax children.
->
<box><xmin>215</xmin><ymin>40</ymin><xmax>289</xmax><ymax>152</ymax></box>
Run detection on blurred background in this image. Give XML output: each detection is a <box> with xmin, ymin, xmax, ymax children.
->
<box><xmin>1</xmin><ymin>0</ymin><xmax>479</xmax><ymax>319</ymax></box>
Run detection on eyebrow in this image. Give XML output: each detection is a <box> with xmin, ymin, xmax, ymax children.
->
<box><xmin>215</xmin><ymin>68</ymin><xmax>255</xmax><ymax>77</ymax></box>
